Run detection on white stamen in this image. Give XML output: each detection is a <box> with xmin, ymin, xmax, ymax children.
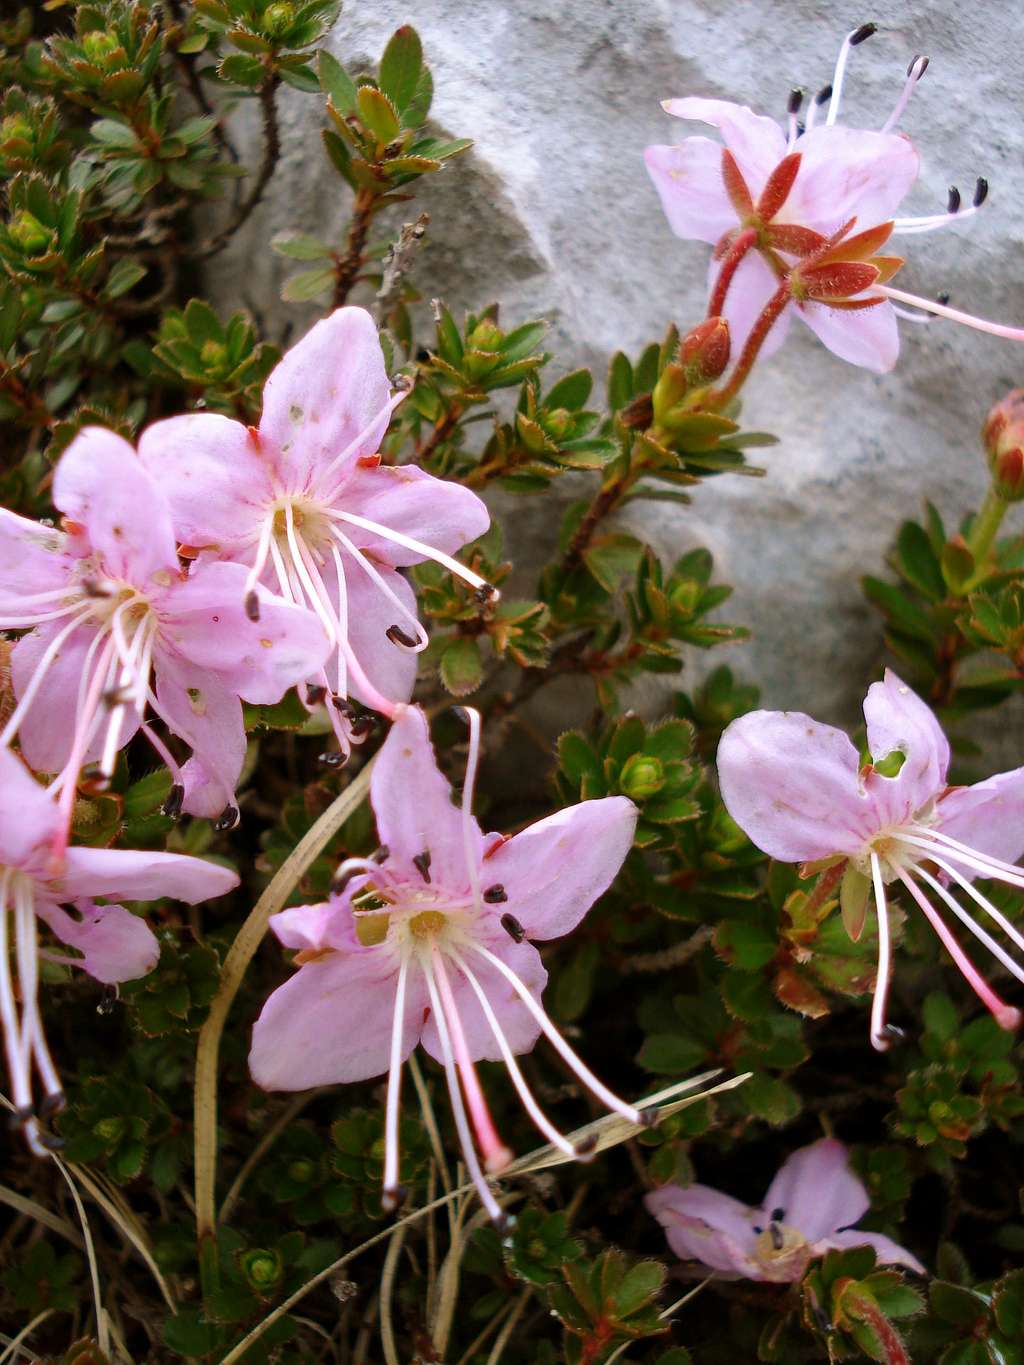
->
<box><xmin>284</xmin><ymin>504</ymin><xmax>340</xmax><ymax>646</ymax></box>
<box><xmin>15</xmin><ymin>879</ymin><xmax>60</xmax><ymax>1099</ymax></box>
<box><xmin>454</xmin><ymin>949</ymin><xmax>577</xmax><ymax>1157</ymax></box>
<box><xmin>328</xmin><ymin>525</ymin><xmax>429</xmax><ymax>652</ymax></box>
<box><xmin>0</xmin><ymin>872</ymin><xmax>32</xmax><ymax>1118</ymax></box>
<box><xmin>382</xmin><ymin>958</ymin><xmax>409</xmax><ymax>1205</ymax></box>
<box><xmin>892</xmin><ymin>304</ymin><xmax>940</xmax><ymax>325</ymax></box>
<box><xmin>324</xmin><ymin>507</ymin><xmax>497</xmax><ymax>600</ymax></box>
<box><xmin>869</xmin><ymin>851</ymin><xmax>894</xmax><ymax>1052</ymax></box>
<box><xmin>316</xmin><ymin>385</ymin><xmax>410</xmax><ymax>488</ymax></box>
<box><xmin>329</xmin><ymin>543</ymin><xmax>349</xmax><ymax>698</ymax></box>
<box><xmin>893</xmin><ymin>206</ymin><xmax>981</xmax><ymax>234</ymax></box>
<box><xmin>825</xmin><ymin>27</ymin><xmax>864</xmax><ymax>126</ymax></box>
<box><xmin>138</xmin><ymin>721</ymin><xmax>182</xmax><ymax>785</ymax></box>
<box><xmin>422</xmin><ymin>956</ymin><xmax>504</xmax><ymax>1222</ymax></box>
<box><xmin>470</xmin><ymin>942</ymin><xmax>643</xmax><ymax>1125</ymax></box>
<box><xmin>242</xmin><ymin>515</ymin><xmax>276</xmax><ymax>605</ymax></box>
<box><xmin>874</xmin><ymin>286</ymin><xmax>1024</xmax><ymax>340</ymax></box>
<box><xmin>925</xmin><ymin>852</ymin><xmax>1024</xmax><ymax>956</ymax></box>
<box><xmin>460</xmin><ymin>707</ymin><xmax>484</xmax><ymax>913</ymax></box>
<box><xmin>911</xmin><ymin>863</ymin><xmax>1024</xmax><ymax>986</ymax></box>
<box><xmin>0</xmin><ymin>607</ymin><xmax>94</xmax><ymax>747</ymax></box>
<box><xmin>879</xmin><ymin>54</ymin><xmax>928</xmax><ymax>134</ymax></box>
<box><xmin>899</xmin><ymin>830</ymin><xmax>1024</xmax><ymax>890</ymax></box>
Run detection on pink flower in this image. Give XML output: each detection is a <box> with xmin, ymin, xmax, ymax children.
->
<box><xmin>249</xmin><ymin>704</ymin><xmax>640</xmax><ymax>1222</ymax></box>
<box><xmin>645</xmin><ymin>27</ymin><xmax>1016</xmax><ymax>375</ymax></box>
<box><xmin>137</xmin><ymin>308</ymin><xmax>492</xmax><ymax>761</ymax></box>
<box><xmin>0</xmin><ymin>748</ymin><xmax>238</xmax><ymax>1154</ymax></box>
<box><xmin>646</xmin><ymin>1137</ymin><xmax>924</xmax><ymax>1281</ymax></box>
<box><xmin>717</xmin><ymin>670</ymin><xmax>1024</xmax><ymax>1049</ymax></box>
<box><xmin>0</xmin><ymin>427</ymin><xmax>330</xmax><ymax>838</ymax></box>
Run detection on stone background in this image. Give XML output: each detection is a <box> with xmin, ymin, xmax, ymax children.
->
<box><xmin>210</xmin><ymin>0</ymin><xmax>1024</xmax><ymax>744</ymax></box>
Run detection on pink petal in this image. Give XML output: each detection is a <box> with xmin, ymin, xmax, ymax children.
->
<box><xmin>52</xmin><ymin>427</ymin><xmax>179</xmax><ymax>585</ymax></box>
<box><xmin>482</xmin><ymin>796</ymin><xmax>637</xmax><ymax>940</ymax></box>
<box><xmin>662</xmin><ymin>97</ymin><xmax>787</xmax><ymax>197</ymax></box>
<box><xmin>36</xmin><ymin>899</ymin><xmax>159</xmax><ymax>984</ymax></box>
<box><xmin>420</xmin><ymin>938</ymin><xmax>546</xmax><ymax>1064</ymax></box>
<box><xmin>268</xmin><ymin>900</ymin><xmax>340</xmax><ymax>952</ymax></box>
<box><xmin>11</xmin><ymin>622</ymin><xmax>140</xmax><ymax>775</ymax></box>
<box><xmin>338</xmin><ymin>463</ymin><xmax>491</xmax><ymax>566</ymax></box>
<box><xmin>137</xmin><ymin>413</ymin><xmax>273</xmax><ymax>550</ymax></box>
<box><xmin>157</xmin><ymin>559</ymin><xmax>330</xmax><ymax>704</ymax></box>
<box><xmin>787</xmin><ymin>126</ymin><xmax>920</xmax><ymax>235</ymax></box>
<box><xmin>795</xmin><ymin>299</ymin><xmax>900</xmax><ymax>374</ymax></box>
<box><xmin>58</xmin><ymin>845</ymin><xmax>238</xmax><ymax>902</ymax></box>
<box><xmin>371</xmin><ymin>705</ymin><xmax>482</xmax><ymax>889</ymax></box>
<box><xmin>937</xmin><ymin>766</ymin><xmax>1024</xmax><ymax>869</ymax></box>
<box><xmin>717</xmin><ymin>710</ymin><xmax>873</xmax><ymax>861</ymax></box>
<box><xmin>644</xmin><ymin>138</ymin><xmax>738</xmax><ymax>245</ymax></box>
<box><xmin>645</xmin><ymin>1184</ymin><xmax>758</xmax><ymax>1275</ymax></box>
<box><xmin>0</xmin><ymin>748</ymin><xmax>60</xmax><ymax>869</ymax></box>
<box><xmin>259</xmin><ymin>307</ymin><xmax>392</xmax><ymax>488</ymax></box>
<box><xmin>324</xmin><ymin>555</ymin><xmax>419</xmax><ymax>708</ymax></box>
<box><xmin>248</xmin><ymin>948</ymin><xmax>428</xmax><ymax>1089</ymax></box>
<box><xmin>762</xmin><ymin>1139</ymin><xmax>867</xmax><ymax>1243</ymax></box>
<box><xmin>152</xmin><ymin>652</ymin><xmax>246</xmax><ymax>819</ymax></box>
<box><xmin>0</xmin><ymin>509</ymin><xmax>68</xmax><ymax>597</ymax></box>
<box><xmin>711</xmin><ymin>249</ymin><xmax>793</xmax><ymax>362</ymax></box>
<box><xmin>861</xmin><ymin>669</ymin><xmax>949</xmax><ymax>824</ymax></box>
<box><xmin>820</xmin><ymin>1228</ymin><xmax>925</xmax><ymax>1275</ymax></box>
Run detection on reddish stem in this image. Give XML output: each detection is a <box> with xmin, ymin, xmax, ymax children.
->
<box><xmin>707</xmin><ymin>227</ymin><xmax>758</xmax><ymax>318</ymax></box>
<box><xmin>710</xmin><ymin>280</ymin><xmax>792</xmax><ymax>404</ymax></box>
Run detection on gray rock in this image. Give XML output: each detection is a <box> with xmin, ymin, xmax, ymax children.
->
<box><xmin>209</xmin><ymin>0</ymin><xmax>1024</xmax><ymax>750</ymax></box>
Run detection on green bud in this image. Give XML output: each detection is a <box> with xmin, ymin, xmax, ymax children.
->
<box><xmin>541</xmin><ymin>407</ymin><xmax>573</xmax><ymax>441</ymax></box>
<box><xmin>287</xmin><ymin>1157</ymin><xmax>315</xmax><ymax>1183</ymax></box>
<box><xmin>619</xmin><ymin>753</ymin><xmax>665</xmax><ymax>800</ymax></box>
<box><xmin>651</xmin><ymin>362</ymin><xmax>690</xmax><ymax>428</ymax></box>
<box><xmin>81</xmin><ymin>31</ymin><xmax>120</xmax><ymax>65</ymax></box>
<box><xmin>369</xmin><ymin>1135</ymin><xmax>387</xmax><ymax>1163</ymax></box>
<box><xmin>93</xmin><ymin>1115</ymin><xmax>126</xmax><ymax>1144</ymax></box>
<box><xmin>199</xmin><ymin>339</ymin><xmax>229</xmax><ymax>372</ymax></box>
<box><xmin>263</xmin><ymin>1</ymin><xmax>295</xmax><ymax>35</ymax></box>
<box><xmin>1</xmin><ymin>114</ymin><xmax>34</xmax><ymax>144</ymax></box>
<box><xmin>9</xmin><ymin>210</ymin><xmax>54</xmax><ymax>255</ymax></box>
<box><xmin>669</xmin><ymin>580</ymin><xmax>700</xmax><ymax>615</ymax></box>
<box><xmin>467</xmin><ymin>320</ymin><xmax>503</xmax><ymax>352</ymax></box>
<box><xmin>240</xmin><ymin>1247</ymin><xmax>283</xmax><ymax>1291</ymax></box>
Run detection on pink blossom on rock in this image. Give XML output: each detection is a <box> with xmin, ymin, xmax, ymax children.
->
<box><xmin>0</xmin><ymin>748</ymin><xmax>238</xmax><ymax>1154</ymax></box>
<box><xmin>645</xmin><ymin>27</ymin><xmax>1019</xmax><ymax>374</ymax></box>
<box><xmin>249</xmin><ymin>703</ymin><xmax>641</xmax><ymax>1222</ymax></box>
<box><xmin>717</xmin><ymin>669</ymin><xmax>1024</xmax><ymax>1048</ymax></box>
<box><xmin>646</xmin><ymin>1137</ymin><xmax>924</xmax><ymax>1281</ymax></box>
<box><xmin>0</xmin><ymin>427</ymin><xmax>331</xmax><ymax>838</ymax></box>
<box><xmin>138</xmin><ymin>308</ymin><xmax>492</xmax><ymax>762</ymax></box>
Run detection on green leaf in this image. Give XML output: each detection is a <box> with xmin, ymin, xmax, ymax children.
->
<box><xmin>840</xmin><ymin>862</ymin><xmax>870</xmax><ymax>942</ymax></box>
<box><xmin>582</xmin><ymin>533</ymin><xmax>643</xmax><ymax>592</ymax></box>
<box><xmin>546</xmin><ymin>368</ymin><xmax>593</xmax><ymax>411</ymax></box>
<box><xmin>104</xmin><ymin>258</ymin><xmax>147</xmax><ymax>299</ymax></box>
<box><xmin>319</xmin><ymin>50</ymin><xmax>358</xmax><ymax>113</ymax></box>
<box><xmin>896</xmin><ymin>519</ymin><xmax>946</xmax><ymax>601</ymax></box>
<box><xmin>91</xmin><ymin>118</ymin><xmax>137</xmax><ymax>147</ymax></box>
<box><xmin>281</xmin><ymin>265</ymin><xmax>336</xmax><ymax>302</ymax></box>
<box><xmin>612</xmin><ymin>1260</ymin><xmax>665</xmax><ymax>1317</ymax></box>
<box><xmin>922</xmin><ymin>992</ymin><xmax>959</xmax><ymax>1043</ymax></box>
<box><xmin>637</xmin><ymin>1034</ymin><xmax>707</xmax><ymax>1074</ymax></box>
<box><xmin>715</xmin><ymin>919</ymin><xmax>777</xmax><ymax>970</ymax></box>
<box><xmin>271</xmin><ymin>231</ymin><xmax>332</xmax><ymax>260</ymax></box>
<box><xmin>440</xmin><ymin>636</ymin><xmax>483</xmax><ymax>696</ymax></box>
<box><xmin>378</xmin><ymin>25</ymin><xmax>423</xmax><ymax>112</ymax></box>
<box><xmin>279</xmin><ymin>62</ymin><xmax>321</xmax><ymax>93</ymax></box>
<box><xmin>356</xmin><ymin>85</ymin><xmax>401</xmax><ymax>143</ymax></box>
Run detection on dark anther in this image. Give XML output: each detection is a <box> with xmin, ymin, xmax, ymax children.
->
<box><xmin>814</xmin><ymin>82</ymin><xmax>833</xmax><ymax>105</ymax></box>
<box><xmin>770</xmin><ymin>1207</ymin><xmax>785</xmax><ymax>1222</ymax></box>
<box><xmin>769</xmin><ymin>1222</ymin><xmax>784</xmax><ymax>1250</ymax></box>
<box><xmin>574</xmin><ymin>1133</ymin><xmax>599</xmax><ymax>1159</ymax></box>
<box><xmin>162</xmin><ymin>783</ymin><xmax>184</xmax><ymax>819</ymax></box>
<box><xmin>9</xmin><ymin>1103</ymin><xmax>35</xmax><ymax>1130</ymax></box>
<box><xmin>332</xmin><ymin>867</ymin><xmax>361</xmax><ymax>895</ymax></box>
<box><xmin>492</xmin><ymin>1210</ymin><xmax>515</xmax><ymax>1235</ymax></box>
<box><xmin>637</xmin><ymin>1109</ymin><xmax>658</xmax><ymax>1129</ymax></box>
<box><xmin>974</xmin><ymin>176</ymin><xmax>989</xmax><ymax>207</ymax></box>
<box><xmin>947</xmin><ymin>185</ymin><xmax>961</xmax><ymax>215</ymax></box>
<box><xmin>102</xmin><ymin>685</ymin><xmax>133</xmax><ymax>707</ymax></box>
<box><xmin>305</xmin><ymin>684</ymin><xmax>327</xmax><ymax>706</ymax></box>
<box><xmin>752</xmin><ymin>1224</ymin><xmax>764</xmax><ymax>1235</ymax></box>
<box><xmin>332</xmin><ymin>695</ymin><xmax>357</xmax><ymax>718</ymax></box>
<box><xmin>82</xmin><ymin>577</ymin><xmax>113</xmax><ymax>598</ymax></box>
<box><xmin>474</xmin><ymin>582</ymin><xmax>496</xmax><ymax>604</ymax></box>
<box><xmin>796</xmin><ymin>120</ymin><xmax>806</xmax><ymax>136</ymax></box>
<box><xmin>787</xmin><ymin>88</ymin><xmax>804</xmax><ymax>115</ymax></box>
<box><xmin>38</xmin><ymin>1131</ymin><xmax>66</xmax><ymax>1152</ymax></box>
<box><xmin>850</xmin><ymin>22</ymin><xmax>877</xmax><ymax>45</ymax></box>
<box><xmin>38</xmin><ymin>1091</ymin><xmax>66</xmax><ymax>1119</ymax></box>
<box><xmin>936</xmin><ymin>291</ymin><xmax>951</xmax><ymax>306</ymax></box>
<box><xmin>96</xmin><ymin>985</ymin><xmax>117</xmax><ymax>1016</ymax></box>
<box><xmin>319</xmin><ymin>750</ymin><xmax>345</xmax><ymax>768</ymax></box>
<box><xmin>881</xmin><ymin>1023</ymin><xmax>905</xmax><ymax>1043</ymax></box>
<box><xmin>214</xmin><ymin>804</ymin><xmax>240</xmax><ymax>832</ymax></box>
<box><xmin>907</xmin><ymin>53</ymin><xmax>929</xmax><ymax>78</ymax></box>
<box><xmin>386</xmin><ymin>624</ymin><xmax>418</xmax><ymax>648</ymax></box>
<box><xmin>381</xmin><ymin>1183</ymin><xmax>408</xmax><ymax>1214</ymax></box>
<box><xmin>500</xmin><ymin>913</ymin><xmax>525</xmax><ymax>943</ymax></box>
<box><xmin>372</xmin><ymin>845</ymin><xmax>390</xmax><ymax>864</ymax></box>
<box><xmin>483</xmin><ymin>884</ymin><xmax>508</xmax><ymax>904</ymax></box>
<box><xmin>415</xmin><ymin>347</ymin><xmax>431</xmax><ymax>363</ymax></box>
<box><xmin>413</xmin><ymin>850</ymin><xmax>432</xmax><ymax>883</ymax></box>
<box><xmin>245</xmin><ymin>589</ymin><xmax>260</xmax><ymax>622</ymax></box>
<box><xmin>350</xmin><ymin>715</ymin><xmax>376</xmax><ymax>740</ymax></box>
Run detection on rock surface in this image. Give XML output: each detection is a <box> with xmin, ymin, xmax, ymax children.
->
<box><xmin>209</xmin><ymin>0</ymin><xmax>1024</xmax><ymax>745</ymax></box>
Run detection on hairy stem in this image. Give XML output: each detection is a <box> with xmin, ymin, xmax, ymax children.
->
<box><xmin>195</xmin><ymin>73</ymin><xmax>281</xmax><ymax>259</ymax></box>
<box><xmin>965</xmin><ymin>484</ymin><xmax>1009</xmax><ymax>583</ymax></box>
<box><xmin>333</xmin><ymin>189</ymin><xmax>378</xmax><ymax>309</ymax></box>
<box><xmin>710</xmin><ymin>280</ymin><xmax>792</xmax><ymax>405</ymax></box>
<box><xmin>193</xmin><ymin>759</ymin><xmax>375</xmax><ymax>1295</ymax></box>
<box><xmin>707</xmin><ymin>228</ymin><xmax>758</xmax><ymax>318</ymax></box>
<box><xmin>417</xmin><ymin>398</ymin><xmax>465</xmax><ymax>465</ymax></box>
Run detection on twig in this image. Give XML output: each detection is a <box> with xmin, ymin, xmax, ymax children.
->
<box><xmin>195</xmin><ymin>74</ymin><xmax>281</xmax><ymax>259</ymax></box>
<box><xmin>375</xmin><ymin>212</ymin><xmax>430</xmax><ymax>321</ymax></box>
<box><xmin>332</xmin><ymin>189</ymin><xmax>377</xmax><ymax>308</ymax></box>
<box><xmin>622</xmin><ymin>925</ymin><xmax>714</xmax><ymax>975</ymax></box>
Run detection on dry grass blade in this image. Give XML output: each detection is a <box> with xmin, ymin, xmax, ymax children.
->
<box><xmin>379</xmin><ymin>1222</ymin><xmax>407</xmax><ymax>1365</ymax></box>
<box><xmin>217</xmin><ymin>1068</ymin><xmax>748</xmax><ymax>1364</ymax></box>
<box><xmin>0</xmin><ymin>1181</ymin><xmax>82</xmax><ymax>1248</ymax></box>
<box><xmin>51</xmin><ymin>1154</ymin><xmax>109</xmax><ymax>1357</ymax></box>
<box><xmin>68</xmin><ymin>1162</ymin><xmax>176</xmax><ymax>1312</ymax></box>
<box><xmin>0</xmin><ymin>1308</ymin><xmax>54</xmax><ymax>1364</ymax></box>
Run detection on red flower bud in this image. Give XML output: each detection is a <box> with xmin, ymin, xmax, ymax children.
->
<box><xmin>983</xmin><ymin>390</ymin><xmax>1024</xmax><ymax>501</ymax></box>
<box><xmin>680</xmin><ymin>316</ymin><xmax>730</xmax><ymax>382</ymax></box>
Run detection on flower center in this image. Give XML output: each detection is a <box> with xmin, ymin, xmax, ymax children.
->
<box><xmin>751</xmin><ymin>1221</ymin><xmax>811</xmax><ymax>1279</ymax></box>
<box><xmin>409</xmin><ymin>909</ymin><xmax>447</xmax><ymax>938</ymax></box>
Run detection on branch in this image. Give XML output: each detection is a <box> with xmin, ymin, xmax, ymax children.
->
<box><xmin>374</xmin><ymin>211</ymin><xmax>430</xmax><ymax>321</ymax></box>
<box><xmin>332</xmin><ymin>188</ymin><xmax>377</xmax><ymax>309</ymax></box>
<box><xmin>193</xmin><ymin>74</ymin><xmax>281</xmax><ymax>260</ymax></box>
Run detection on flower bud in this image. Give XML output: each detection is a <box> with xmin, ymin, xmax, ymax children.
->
<box><xmin>240</xmin><ymin>1247</ymin><xmax>283</xmax><ymax>1292</ymax></box>
<box><xmin>264</xmin><ymin>2</ymin><xmax>295</xmax><ymax>35</ymax></box>
<box><xmin>541</xmin><ymin>407</ymin><xmax>573</xmax><ymax>441</ymax></box>
<box><xmin>983</xmin><ymin>389</ymin><xmax>1024</xmax><ymax>501</ymax></box>
<box><xmin>82</xmin><ymin>31</ymin><xmax>120</xmax><ymax>65</ymax></box>
<box><xmin>467</xmin><ymin>320</ymin><xmax>503</xmax><ymax>353</ymax></box>
<box><xmin>9</xmin><ymin>210</ymin><xmax>54</xmax><ymax>255</ymax></box>
<box><xmin>651</xmin><ymin>362</ymin><xmax>689</xmax><ymax>427</ymax></box>
<box><xmin>200</xmin><ymin>339</ymin><xmax>229</xmax><ymax>372</ymax></box>
<box><xmin>679</xmin><ymin>316</ymin><xmax>730</xmax><ymax>383</ymax></box>
<box><xmin>619</xmin><ymin>753</ymin><xmax>665</xmax><ymax>800</ymax></box>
